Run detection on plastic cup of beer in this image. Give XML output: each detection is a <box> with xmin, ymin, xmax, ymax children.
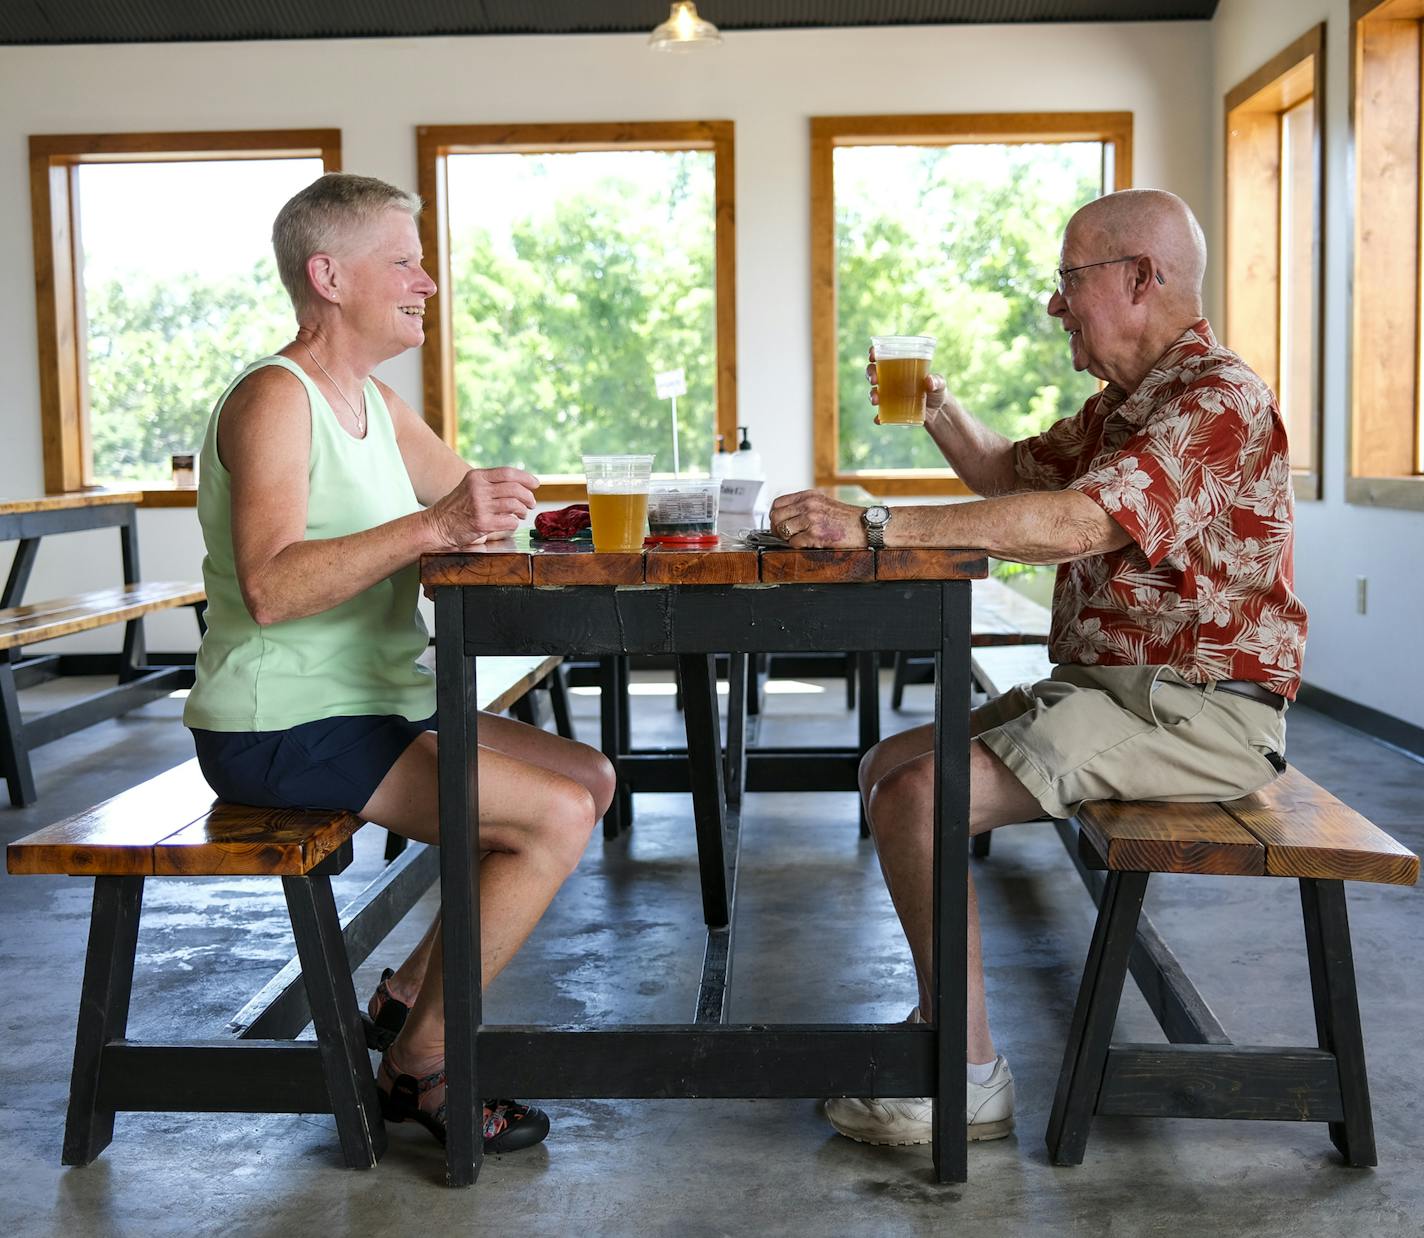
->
<box><xmin>871</xmin><ymin>335</ymin><xmax>937</xmax><ymax>426</ymax></box>
<box><xmin>583</xmin><ymin>454</ymin><xmax>654</xmax><ymax>552</ymax></box>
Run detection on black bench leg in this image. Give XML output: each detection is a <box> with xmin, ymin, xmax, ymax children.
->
<box><xmin>549</xmin><ymin>665</ymin><xmax>575</xmax><ymax>740</ymax></box>
<box><xmin>384</xmin><ymin>831</ymin><xmax>409</xmax><ymax>862</ymax></box>
<box><xmin>1300</xmin><ymin>878</ymin><xmax>1376</xmax><ymax>1167</ymax></box>
<box><xmin>283</xmin><ymin>872</ymin><xmax>387</xmax><ymax>1169</ymax></box>
<box><xmin>1047</xmin><ymin>868</ymin><xmax>1149</xmax><ymax>1166</ymax></box>
<box><xmin>0</xmin><ymin>660</ymin><xmax>37</xmax><ymax>807</ymax></box>
<box><xmin>844</xmin><ymin>651</ymin><xmax>857</xmax><ymax>709</ymax></box>
<box><xmin>972</xmin><ymin>831</ymin><xmax>992</xmax><ymax>859</ymax></box>
<box><xmin>64</xmin><ymin>875</ymin><xmax>144</xmax><ymax>1165</ymax></box>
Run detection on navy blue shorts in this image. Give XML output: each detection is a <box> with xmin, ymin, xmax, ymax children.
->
<box><xmin>191</xmin><ymin>713</ymin><xmax>437</xmax><ymax>813</ymax></box>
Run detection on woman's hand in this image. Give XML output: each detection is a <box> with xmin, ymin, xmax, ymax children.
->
<box><xmin>425</xmin><ymin>467</ymin><xmax>539</xmax><ymax>547</ymax></box>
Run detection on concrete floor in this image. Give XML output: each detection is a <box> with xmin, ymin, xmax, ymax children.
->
<box><xmin>1</xmin><ymin>670</ymin><xmax>1421</xmax><ymax>1237</ymax></box>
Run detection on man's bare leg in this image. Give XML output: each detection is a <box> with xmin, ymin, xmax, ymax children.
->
<box><xmin>859</xmin><ymin>723</ymin><xmax>1042</xmax><ymax>1063</ymax></box>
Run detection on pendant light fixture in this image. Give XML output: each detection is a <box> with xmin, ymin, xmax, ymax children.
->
<box><xmin>648</xmin><ymin>1</ymin><xmax>722</xmax><ymax>51</ymax></box>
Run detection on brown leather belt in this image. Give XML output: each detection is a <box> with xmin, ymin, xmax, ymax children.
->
<box><xmin>1216</xmin><ymin>679</ymin><xmax>1286</xmax><ymax>710</ymax></box>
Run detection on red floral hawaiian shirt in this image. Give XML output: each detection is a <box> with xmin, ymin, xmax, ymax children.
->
<box><xmin>1014</xmin><ymin>320</ymin><xmax>1307</xmax><ymax>699</ymax></box>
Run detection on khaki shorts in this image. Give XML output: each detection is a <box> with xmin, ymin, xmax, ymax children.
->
<box><xmin>974</xmin><ymin>664</ymin><xmax>1288</xmax><ymax>821</ymax></box>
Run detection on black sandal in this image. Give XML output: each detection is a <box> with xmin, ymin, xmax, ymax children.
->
<box><xmin>361</xmin><ymin>968</ymin><xmax>410</xmax><ymax>1052</ymax></box>
<box><xmin>377</xmin><ymin>1058</ymin><xmax>550</xmax><ymax>1154</ymax></box>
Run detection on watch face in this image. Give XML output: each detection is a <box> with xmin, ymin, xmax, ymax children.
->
<box><xmin>866</xmin><ymin>505</ymin><xmax>890</xmax><ymax>527</ymax></box>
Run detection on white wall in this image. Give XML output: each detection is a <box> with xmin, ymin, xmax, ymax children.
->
<box><xmin>1210</xmin><ymin>0</ymin><xmax>1424</xmax><ymax>728</ymax></box>
<box><xmin>2</xmin><ymin>23</ymin><xmax>1218</xmax><ymax>661</ymax></box>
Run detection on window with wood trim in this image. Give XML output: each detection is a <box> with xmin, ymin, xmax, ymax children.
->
<box><xmin>810</xmin><ymin>113</ymin><xmax>1131</xmax><ymax>496</ymax></box>
<box><xmin>1351</xmin><ymin>0</ymin><xmax>1424</xmax><ymax>508</ymax></box>
<box><xmin>416</xmin><ymin>123</ymin><xmax>736</xmax><ymax>501</ymax></box>
<box><xmin>29</xmin><ymin>131</ymin><xmax>340</xmax><ymax>504</ymax></box>
<box><xmin>1225</xmin><ymin>25</ymin><xmax>1325</xmax><ymax>502</ymax></box>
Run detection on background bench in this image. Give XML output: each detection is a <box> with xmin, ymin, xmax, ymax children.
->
<box><xmin>6</xmin><ymin>652</ymin><xmax>567</xmax><ymax>1169</ymax></box>
<box><xmin>1</xmin><ymin>492</ymin><xmax>204</xmax><ymax>807</ymax></box>
<box><xmin>970</xmin><ymin>644</ymin><xmax>1419</xmax><ymax>1165</ymax></box>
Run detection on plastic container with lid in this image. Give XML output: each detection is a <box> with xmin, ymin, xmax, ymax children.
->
<box><xmin>646</xmin><ymin>479</ymin><xmax>721</xmax><ymax>545</ymax></box>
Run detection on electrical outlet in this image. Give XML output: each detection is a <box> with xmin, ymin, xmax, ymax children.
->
<box><xmin>1356</xmin><ymin>576</ymin><xmax>1368</xmax><ymax>615</ymax></box>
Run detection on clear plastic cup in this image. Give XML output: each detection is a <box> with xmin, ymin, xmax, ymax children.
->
<box><xmin>647</xmin><ymin>479</ymin><xmax>721</xmax><ymax>544</ymax></box>
<box><xmin>871</xmin><ymin>334</ymin><xmax>936</xmax><ymax>426</ymax></box>
<box><xmin>583</xmin><ymin>454</ymin><xmax>654</xmax><ymax>552</ymax></box>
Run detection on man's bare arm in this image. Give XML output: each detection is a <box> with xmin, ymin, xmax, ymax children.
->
<box><xmin>889</xmin><ymin>490</ymin><xmax>1128</xmax><ymax>562</ymax></box>
<box><xmin>921</xmin><ymin>382</ymin><xmax>1019</xmax><ymax>496</ymax></box>
<box><xmin>768</xmin><ymin>488</ymin><xmax>1129</xmax><ymax>565</ymax></box>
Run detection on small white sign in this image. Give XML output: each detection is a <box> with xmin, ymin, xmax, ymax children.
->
<box><xmin>654</xmin><ymin>367</ymin><xmax>687</xmax><ymax>399</ymax></box>
<box><xmin>719</xmin><ymin>477</ymin><xmax>764</xmax><ymax>514</ymax></box>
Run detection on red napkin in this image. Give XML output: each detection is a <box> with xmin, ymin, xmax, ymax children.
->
<box><xmin>534</xmin><ymin>504</ymin><xmax>592</xmax><ymax>540</ymax></box>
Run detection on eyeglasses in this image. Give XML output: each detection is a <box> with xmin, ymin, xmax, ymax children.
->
<box><xmin>1053</xmin><ymin>255</ymin><xmax>1166</xmax><ymax>296</ymax></box>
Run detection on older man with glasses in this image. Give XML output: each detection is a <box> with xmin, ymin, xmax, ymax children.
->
<box><xmin>771</xmin><ymin>188</ymin><xmax>1306</xmax><ymax>1149</ymax></box>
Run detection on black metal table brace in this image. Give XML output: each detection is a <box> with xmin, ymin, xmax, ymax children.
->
<box><xmin>433</xmin><ymin>580</ymin><xmax>974</xmax><ymax>1188</ymax></box>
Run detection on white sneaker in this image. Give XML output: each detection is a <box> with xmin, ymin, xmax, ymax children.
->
<box><xmin>825</xmin><ymin>1057</ymin><xmax>1016</xmax><ymax>1146</ymax></box>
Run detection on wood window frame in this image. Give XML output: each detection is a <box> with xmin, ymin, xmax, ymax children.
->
<box><xmin>1349</xmin><ymin>0</ymin><xmax>1424</xmax><ymax>509</ymax></box>
<box><xmin>810</xmin><ymin>112</ymin><xmax>1133</xmax><ymax>496</ymax></box>
<box><xmin>415</xmin><ymin>121</ymin><xmax>737</xmax><ymax>503</ymax></box>
<box><xmin>29</xmin><ymin>129</ymin><xmax>342</xmax><ymax>508</ymax></box>
<box><xmin>1225</xmin><ymin>24</ymin><xmax>1326</xmax><ymax>503</ymax></box>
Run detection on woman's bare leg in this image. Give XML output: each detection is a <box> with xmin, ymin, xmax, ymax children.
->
<box><xmin>359</xmin><ymin>730</ymin><xmax>611</xmax><ymax>1075</ymax></box>
<box><xmin>373</xmin><ymin>713</ymin><xmax>617</xmax><ymax>1003</ymax></box>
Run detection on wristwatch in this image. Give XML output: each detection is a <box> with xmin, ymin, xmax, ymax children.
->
<box><xmin>861</xmin><ymin>504</ymin><xmax>892</xmax><ymax>549</ymax></box>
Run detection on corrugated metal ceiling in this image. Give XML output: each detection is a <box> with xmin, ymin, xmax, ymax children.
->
<box><xmin>2</xmin><ymin>1</ymin><xmax>1219</xmax><ymax>47</ymax></box>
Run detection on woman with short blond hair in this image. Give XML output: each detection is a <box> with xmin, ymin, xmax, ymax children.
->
<box><xmin>186</xmin><ymin>172</ymin><xmax>615</xmax><ymax>1154</ymax></box>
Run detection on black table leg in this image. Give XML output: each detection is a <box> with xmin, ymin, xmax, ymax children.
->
<box><xmin>549</xmin><ymin>665</ymin><xmax>576</xmax><ymax>740</ymax></box>
<box><xmin>600</xmin><ymin>656</ymin><xmax>630</xmax><ymax>839</ymax></box>
<box><xmin>1</xmin><ymin>536</ymin><xmax>39</xmax><ymax>609</ymax></box>
<box><xmin>1300</xmin><ymin>878</ymin><xmax>1376</xmax><ymax>1166</ymax></box>
<box><xmin>63</xmin><ymin>875</ymin><xmax>144</xmax><ymax>1165</ymax></box>
<box><xmin>117</xmin><ymin>517</ymin><xmax>148</xmax><ymax>684</ymax></box>
<box><xmin>856</xmin><ymin>652</ymin><xmax>880</xmax><ymax>839</ymax></box>
<box><xmin>436</xmin><ymin>589</ymin><xmax>482</xmax><ymax>1187</ymax></box>
<box><xmin>724</xmin><ymin>653</ymin><xmax>748</xmax><ymax>810</ymax></box>
<box><xmin>931</xmin><ymin>581</ymin><xmax>972</xmax><ymax>1183</ymax></box>
<box><xmin>679</xmin><ymin>654</ymin><xmax>732</xmax><ymax>928</ymax></box>
<box><xmin>0</xmin><ymin>660</ymin><xmax>37</xmax><ymax>807</ymax></box>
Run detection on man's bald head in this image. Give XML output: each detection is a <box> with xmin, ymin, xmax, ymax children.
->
<box><xmin>1067</xmin><ymin>189</ymin><xmax>1206</xmax><ymax>313</ymax></box>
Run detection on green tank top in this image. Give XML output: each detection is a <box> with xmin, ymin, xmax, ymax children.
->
<box><xmin>183</xmin><ymin>355</ymin><xmax>436</xmax><ymax>732</ymax></box>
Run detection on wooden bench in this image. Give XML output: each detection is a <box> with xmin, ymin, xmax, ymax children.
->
<box><xmin>1</xmin><ymin>492</ymin><xmax>206</xmax><ymax>808</ymax></box>
<box><xmin>6</xmin><ymin>652</ymin><xmax>566</xmax><ymax>1169</ymax></box>
<box><xmin>970</xmin><ymin>644</ymin><xmax>1420</xmax><ymax>1166</ymax></box>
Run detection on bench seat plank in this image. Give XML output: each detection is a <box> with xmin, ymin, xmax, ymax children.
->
<box><xmin>7</xmin><ymin>761</ymin><xmax>357</xmax><ymax>877</ymax></box>
<box><xmin>1076</xmin><ymin>800</ymin><xmax>1266</xmax><ymax>876</ymax></box>
<box><xmin>1224</xmin><ymin>768</ymin><xmax>1419</xmax><ymax>886</ymax></box>
<box><xmin>0</xmin><ymin>582</ymin><xmax>205</xmax><ymax>649</ymax></box>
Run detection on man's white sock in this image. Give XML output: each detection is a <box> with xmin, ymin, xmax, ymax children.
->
<box><xmin>967</xmin><ymin>1059</ymin><xmax>996</xmax><ymax>1085</ymax></box>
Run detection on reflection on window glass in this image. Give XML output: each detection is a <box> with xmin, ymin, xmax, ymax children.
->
<box><xmin>447</xmin><ymin>151</ymin><xmax>716</xmax><ymax>476</ymax></box>
<box><xmin>78</xmin><ymin>159</ymin><xmax>321</xmax><ymax>484</ymax></box>
<box><xmin>834</xmin><ymin>143</ymin><xmax>1102</xmax><ymax>473</ymax></box>
<box><xmin>1279</xmin><ymin>97</ymin><xmax>1315</xmax><ymax>472</ymax></box>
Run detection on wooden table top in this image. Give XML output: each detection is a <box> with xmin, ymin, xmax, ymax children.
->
<box><xmin>422</xmin><ymin>535</ymin><xmax>988</xmax><ymax>587</ymax></box>
<box><xmin>0</xmin><ymin>490</ymin><xmax>143</xmax><ymax>516</ymax></box>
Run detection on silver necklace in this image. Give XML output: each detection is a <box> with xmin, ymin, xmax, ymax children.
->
<box><xmin>302</xmin><ymin>341</ymin><xmax>367</xmax><ymax>436</ymax></box>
